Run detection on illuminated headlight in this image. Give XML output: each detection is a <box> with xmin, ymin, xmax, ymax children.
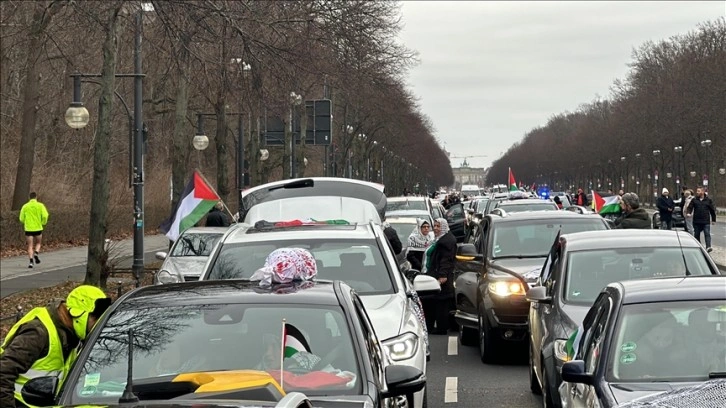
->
<box><xmin>488</xmin><ymin>280</ymin><xmax>526</xmax><ymax>297</ymax></box>
<box><xmin>382</xmin><ymin>332</ymin><xmax>419</xmax><ymax>362</ymax></box>
<box><xmin>156</xmin><ymin>269</ymin><xmax>183</xmax><ymax>284</ymax></box>
<box><xmin>554</xmin><ymin>339</ymin><xmax>571</xmax><ymax>362</ymax></box>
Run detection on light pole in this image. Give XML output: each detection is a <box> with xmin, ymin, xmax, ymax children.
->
<box><xmin>674</xmin><ymin>145</ymin><xmax>683</xmax><ymax>196</ymax></box>
<box><xmin>65</xmin><ymin>7</ymin><xmax>147</xmax><ymax>284</ymax></box>
<box><xmin>620</xmin><ymin>156</ymin><xmax>627</xmax><ymax>191</ymax></box>
<box><xmin>289</xmin><ymin>92</ymin><xmax>302</xmax><ymax>179</ymax></box>
<box><xmin>345</xmin><ymin>125</ymin><xmax>354</xmax><ymax>178</ymax></box>
<box><xmin>653</xmin><ymin>149</ymin><xmax>661</xmax><ymax>201</ymax></box>
<box><xmin>700</xmin><ymin>138</ymin><xmax>712</xmax><ymax>191</ymax></box>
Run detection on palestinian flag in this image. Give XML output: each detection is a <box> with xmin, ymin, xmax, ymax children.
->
<box><xmin>160</xmin><ymin>171</ymin><xmax>219</xmax><ymax>241</ymax></box>
<box><xmin>565</xmin><ymin>326</ymin><xmax>583</xmax><ymax>361</ymax></box>
<box><xmin>592</xmin><ymin>190</ymin><xmax>621</xmax><ymax>215</ymax></box>
<box><xmin>284</xmin><ymin>323</ymin><xmax>311</xmax><ymax>358</ymax></box>
<box><xmin>508</xmin><ymin>168</ymin><xmax>518</xmax><ymax>192</ymax></box>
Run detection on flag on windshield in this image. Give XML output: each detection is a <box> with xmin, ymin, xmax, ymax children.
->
<box><xmin>508</xmin><ymin>168</ymin><xmax>518</xmax><ymax>192</ymax></box>
<box><xmin>284</xmin><ymin>323</ymin><xmax>311</xmax><ymax>358</ymax></box>
<box><xmin>591</xmin><ymin>190</ymin><xmax>621</xmax><ymax>215</ymax></box>
<box><xmin>160</xmin><ymin>171</ymin><xmax>220</xmax><ymax>241</ymax></box>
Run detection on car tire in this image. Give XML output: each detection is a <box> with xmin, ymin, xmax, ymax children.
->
<box><xmin>529</xmin><ymin>346</ymin><xmax>542</xmax><ymax>395</ymax></box>
<box><xmin>541</xmin><ymin>370</ymin><xmax>555</xmax><ymax>408</ymax></box>
<box><xmin>459</xmin><ymin>324</ymin><xmax>477</xmax><ymax>347</ymax></box>
<box><xmin>478</xmin><ymin>313</ymin><xmax>497</xmax><ymax>364</ymax></box>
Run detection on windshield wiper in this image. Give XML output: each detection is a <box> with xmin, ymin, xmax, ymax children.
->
<box><xmin>709</xmin><ymin>372</ymin><xmax>726</xmax><ymax>378</ymax></box>
<box><xmin>494</xmin><ymin>255</ymin><xmax>547</xmax><ymax>260</ymax></box>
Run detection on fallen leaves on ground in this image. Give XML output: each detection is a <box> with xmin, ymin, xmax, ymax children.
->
<box><xmin>1</xmin><ymin>271</ymin><xmax>155</xmax><ymax>341</ymax></box>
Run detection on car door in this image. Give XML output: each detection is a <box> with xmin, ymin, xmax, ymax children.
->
<box><xmin>352</xmin><ymin>295</ymin><xmax>387</xmax><ymax>403</ymax></box>
<box><xmin>531</xmin><ymin>239</ymin><xmax>563</xmax><ymax>381</ymax></box>
<box><xmin>565</xmin><ymin>294</ymin><xmax>613</xmax><ymax>408</ymax></box>
<box><xmin>455</xmin><ymin>220</ymin><xmax>487</xmax><ymax>316</ymax></box>
<box><xmin>445</xmin><ymin>203</ymin><xmax>467</xmax><ymax>242</ymax></box>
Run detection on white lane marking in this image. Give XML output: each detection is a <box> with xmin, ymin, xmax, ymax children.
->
<box><xmin>447</xmin><ymin>336</ymin><xmax>458</xmax><ymax>355</ymax></box>
<box><xmin>445</xmin><ymin>377</ymin><xmax>458</xmax><ymax>403</ymax></box>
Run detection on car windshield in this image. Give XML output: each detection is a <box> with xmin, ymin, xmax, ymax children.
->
<box><xmin>607</xmin><ymin>300</ymin><xmax>726</xmax><ymax>382</ymax></box>
<box><xmin>497</xmin><ymin>202</ymin><xmax>559</xmax><ymax>212</ymax></box>
<box><xmin>69</xmin><ymin>303</ymin><xmax>361</xmax><ymax>404</ymax></box>
<box><xmin>388</xmin><ymin>222</ymin><xmax>417</xmax><ymax>248</ymax></box>
<box><xmin>564</xmin><ymin>248</ymin><xmax>715</xmax><ymax>305</ymax></box>
<box><xmin>491</xmin><ymin>219</ymin><xmax>607</xmax><ymax>258</ymax></box>
<box><xmin>170</xmin><ymin>233</ymin><xmax>223</xmax><ymax>257</ymax></box>
<box><xmin>208</xmin><ymin>239</ymin><xmax>393</xmax><ymax>295</ymax></box>
<box><xmin>385</xmin><ymin>200</ymin><xmax>427</xmax><ymax>212</ymax></box>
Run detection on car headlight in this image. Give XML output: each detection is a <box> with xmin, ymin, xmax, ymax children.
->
<box><xmin>156</xmin><ymin>269</ymin><xmax>183</xmax><ymax>284</ymax></box>
<box><xmin>488</xmin><ymin>280</ymin><xmax>526</xmax><ymax>296</ymax></box>
<box><xmin>382</xmin><ymin>332</ymin><xmax>419</xmax><ymax>362</ymax></box>
<box><xmin>554</xmin><ymin>338</ymin><xmax>571</xmax><ymax>362</ymax></box>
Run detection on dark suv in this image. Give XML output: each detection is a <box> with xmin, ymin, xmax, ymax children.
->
<box><xmin>453</xmin><ymin>211</ymin><xmax>610</xmax><ymax>363</ymax></box>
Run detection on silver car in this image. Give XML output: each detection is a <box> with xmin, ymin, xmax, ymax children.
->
<box><xmin>154</xmin><ymin>227</ymin><xmax>226</xmax><ymax>284</ymax></box>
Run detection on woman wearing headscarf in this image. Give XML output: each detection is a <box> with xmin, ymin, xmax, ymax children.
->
<box><xmin>406</xmin><ymin>219</ymin><xmax>434</xmax><ymax>272</ymax></box>
<box><xmin>421</xmin><ymin>218</ymin><xmax>457</xmax><ymax>334</ymax></box>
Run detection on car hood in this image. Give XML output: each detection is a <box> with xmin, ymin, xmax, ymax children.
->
<box><xmin>490</xmin><ymin>258</ymin><xmax>547</xmax><ymax>284</ymax></box>
<box><xmin>609</xmin><ymin>381</ymin><xmax>701</xmax><ymax>405</ymax></box>
<box><xmin>165</xmin><ymin>257</ymin><xmax>209</xmax><ymax>277</ymax></box>
<box><xmin>360</xmin><ymin>293</ymin><xmax>403</xmax><ymax>340</ymax></box>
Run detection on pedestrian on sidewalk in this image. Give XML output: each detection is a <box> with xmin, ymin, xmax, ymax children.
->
<box><xmin>686</xmin><ymin>187</ymin><xmax>716</xmax><ymax>253</ymax></box>
<box><xmin>656</xmin><ymin>188</ymin><xmax>675</xmax><ymax>230</ymax></box>
<box><xmin>0</xmin><ymin>285</ymin><xmax>111</xmax><ymax>408</ymax></box>
<box><xmin>683</xmin><ymin>189</ymin><xmax>695</xmax><ymax>235</ymax></box>
<box><xmin>18</xmin><ymin>192</ymin><xmax>49</xmax><ymax>269</ymax></box>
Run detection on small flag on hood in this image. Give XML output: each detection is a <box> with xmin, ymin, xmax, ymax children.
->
<box><xmin>160</xmin><ymin>171</ymin><xmax>220</xmax><ymax>241</ymax></box>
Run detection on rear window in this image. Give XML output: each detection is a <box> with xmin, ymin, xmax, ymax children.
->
<box><xmin>171</xmin><ymin>233</ymin><xmax>223</xmax><ymax>257</ymax></box>
<box><xmin>208</xmin><ymin>239</ymin><xmax>393</xmax><ymax>295</ymax></box>
<box><xmin>386</xmin><ymin>200</ymin><xmax>427</xmax><ymax>212</ymax></box>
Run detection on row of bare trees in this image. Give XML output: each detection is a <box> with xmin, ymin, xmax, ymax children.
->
<box><xmin>487</xmin><ymin>18</ymin><xmax>725</xmax><ymax>206</ymax></box>
<box><xmin>0</xmin><ymin>0</ymin><xmax>453</xmax><ymax>285</ymax></box>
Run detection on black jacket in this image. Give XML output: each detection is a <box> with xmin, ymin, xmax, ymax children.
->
<box><xmin>406</xmin><ymin>249</ymin><xmax>425</xmax><ymax>271</ymax></box>
<box><xmin>206</xmin><ymin>208</ymin><xmax>230</xmax><ymax>227</ymax></box>
<box><xmin>656</xmin><ymin>195</ymin><xmax>675</xmax><ymax>222</ymax></box>
<box><xmin>383</xmin><ymin>225</ymin><xmax>402</xmax><ymax>255</ymax></box>
<box><xmin>687</xmin><ymin>196</ymin><xmax>716</xmax><ymax>225</ymax></box>
<box><xmin>428</xmin><ymin>232</ymin><xmax>456</xmax><ymax>299</ymax></box>
<box><xmin>614</xmin><ymin>208</ymin><xmax>651</xmax><ymax>229</ymax></box>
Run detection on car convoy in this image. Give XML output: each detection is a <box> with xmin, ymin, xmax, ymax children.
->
<box><xmin>21</xmin><ymin>180</ymin><xmax>723</xmax><ymax>407</ymax></box>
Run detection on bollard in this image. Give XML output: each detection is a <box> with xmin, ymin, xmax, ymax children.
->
<box><xmin>117</xmin><ymin>280</ymin><xmax>123</xmax><ymax>298</ymax></box>
<box><xmin>15</xmin><ymin>305</ymin><xmax>23</xmax><ymax>323</ymax></box>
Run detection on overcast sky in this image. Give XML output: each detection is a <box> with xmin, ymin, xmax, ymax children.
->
<box><xmin>398</xmin><ymin>1</ymin><xmax>724</xmax><ymax>170</ymax></box>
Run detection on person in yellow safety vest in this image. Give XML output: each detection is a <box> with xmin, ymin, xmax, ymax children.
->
<box><xmin>0</xmin><ymin>285</ymin><xmax>111</xmax><ymax>408</ymax></box>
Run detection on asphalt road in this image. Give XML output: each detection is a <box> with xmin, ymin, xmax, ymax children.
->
<box><xmin>425</xmin><ymin>331</ymin><xmax>540</xmax><ymax>407</ymax></box>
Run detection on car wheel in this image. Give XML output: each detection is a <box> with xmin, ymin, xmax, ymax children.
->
<box><xmin>529</xmin><ymin>346</ymin><xmax>542</xmax><ymax>395</ymax></box>
<box><xmin>478</xmin><ymin>313</ymin><xmax>497</xmax><ymax>364</ymax></box>
<box><xmin>459</xmin><ymin>323</ymin><xmax>477</xmax><ymax>347</ymax></box>
<box><xmin>541</xmin><ymin>370</ymin><xmax>555</xmax><ymax>408</ymax></box>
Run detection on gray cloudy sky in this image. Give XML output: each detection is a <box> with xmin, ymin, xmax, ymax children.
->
<box><xmin>398</xmin><ymin>1</ymin><xmax>724</xmax><ymax>170</ymax></box>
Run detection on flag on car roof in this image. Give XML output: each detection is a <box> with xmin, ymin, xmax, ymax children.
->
<box><xmin>508</xmin><ymin>168</ymin><xmax>518</xmax><ymax>192</ymax></box>
<box><xmin>284</xmin><ymin>323</ymin><xmax>311</xmax><ymax>358</ymax></box>
<box><xmin>591</xmin><ymin>190</ymin><xmax>621</xmax><ymax>215</ymax></box>
<box><xmin>160</xmin><ymin>171</ymin><xmax>220</xmax><ymax>241</ymax></box>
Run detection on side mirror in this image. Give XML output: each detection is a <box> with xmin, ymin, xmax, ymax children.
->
<box><xmin>21</xmin><ymin>376</ymin><xmax>58</xmax><ymax>407</ymax></box>
<box><xmin>526</xmin><ymin>286</ymin><xmax>552</xmax><ymax>304</ymax></box>
<box><xmin>456</xmin><ymin>243</ymin><xmax>483</xmax><ymax>261</ymax></box>
<box><xmin>412</xmin><ymin>274</ymin><xmax>440</xmax><ymax>296</ymax></box>
<box><xmin>155</xmin><ymin>251</ymin><xmax>168</xmax><ymax>261</ymax></box>
<box><xmin>381</xmin><ymin>365</ymin><xmax>426</xmax><ymax>400</ymax></box>
<box><xmin>561</xmin><ymin>360</ymin><xmax>593</xmax><ymax>385</ymax></box>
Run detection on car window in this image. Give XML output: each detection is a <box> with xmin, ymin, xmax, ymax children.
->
<box><xmin>608</xmin><ymin>300</ymin><xmax>726</xmax><ymax>382</ymax></box>
<box><xmin>431</xmin><ymin>205</ymin><xmax>443</xmax><ymax>219</ymax></box>
<box><xmin>496</xmin><ymin>202</ymin><xmax>559</xmax><ymax>212</ymax></box>
<box><xmin>446</xmin><ymin>204</ymin><xmax>465</xmax><ymax>220</ymax></box>
<box><xmin>208</xmin><ymin>239</ymin><xmax>394</xmax><ymax>295</ymax></box>
<box><xmin>69</xmin><ymin>303</ymin><xmax>361</xmax><ymax>404</ymax></box>
<box><xmin>171</xmin><ymin>233</ymin><xmax>223</xmax><ymax>257</ymax></box>
<box><xmin>386</xmin><ymin>200</ymin><xmax>427</xmax><ymax>212</ymax></box>
<box><xmin>564</xmin><ymin>247</ymin><xmax>715</xmax><ymax>305</ymax></box>
<box><xmin>389</xmin><ymin>222</ymin><xmax>416</xmax><ymax>247</ymax></box>
<box><xmin>490</xmin><ymin>219</ymin><xmax>607</xmax><ymax>258</ymax></box>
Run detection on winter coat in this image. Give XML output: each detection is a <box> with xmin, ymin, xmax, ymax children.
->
<box><xmin>205</xmin><ymin>208</ymin><xmax>230</xmax><ymax>227</ymax></box>
<box><xmin>614</xmin><ymin>208</ymin><xmax>651</xmax><ymax>229</ymax></box>
<box><xmin>575</xmin><ymin>192</ymin><xmax>589</xmax><ymax>207</ymax></box>
<box><xmin>0</xmin><ymin>301</ymin><xmax>78</xmax><ymax>408</ymax></box>
<box><xmin>656</xmin><ymin>195</ymin><xmax>675</xmax><ymax>222</ymax></box>
<box><xmin>384</xmin><ymin>225</ymin><xmax>403</xmax><ymax>255</ymax></box>
<box><xmin>427</xmin><ymin>231</ymin><xmax>456</xmax><ymax>299</ymax></box>
<box><xmin>687</xmin><ymin>196</ymin><xmax>716</xmax><ymax>225</ymax></box>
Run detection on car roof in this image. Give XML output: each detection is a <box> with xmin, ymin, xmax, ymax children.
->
<box><xmin>489</xmin><ymin>211</ymin><xmax>604</xmax><ymax>223</ymax></box>
<box><xmin>499</xmin><ymin>199</ymin><xmax>555</xmax><ymax>205</ymax></box>
<box><xmin>121</xmin><ymin>279</ymin><xmax>345</xmax><ymax>306</ymax></box>
<box><xmin>611</xmin><ymin>276</ymin><xmax>726</xmax><ymax>304</ymax></box>
<box><xmin>561</xmin><ymin>230</ymin><xmax>701</xmax><ymax>251</ymax></box>
<box><xmin>221</xmin><ymin>223</ymin><xmax>376</xmax><ymax>244</ymax></box>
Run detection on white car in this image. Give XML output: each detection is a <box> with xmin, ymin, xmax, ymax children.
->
<box><xmin>154</xmin><ymin>226</ymin><xmax>226</xmax><ymax>284</ymax></box>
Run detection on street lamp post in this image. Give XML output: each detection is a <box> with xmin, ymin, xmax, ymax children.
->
<box><xmin>620</xmin><ymin>156</ymin><xmax>627</xmax><ymax>191</ymax></box>
<box><xmin>700</xmin><ymin>139</ymin><xmax>712</xmax><ymax>191</ymax></box>
<box><xmin>289</xmin><ymin>92</ymin><xmax>303</xmax><ymax>179</ymax></box>
<box><xmin>65</xmin><ymin>8</ymin><xmax>147</xmax><ymax>284</ymax></box>
<box><xmin>674</xmin><ymin>145</ymin><xmax>683</xmax><ymax>196</ymax></box>
<box><xmin>653</xmin><ymin>149</ymin><xmax>661</xmax><ymax>202</ymax></box>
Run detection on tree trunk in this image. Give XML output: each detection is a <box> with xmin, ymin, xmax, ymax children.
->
<box><xmin>297</xmin><ymin>105</ymin><xmax>308</xmax><ymax>177</ymax></box>
<box><xmin>85</xmin><ymin>4</ymin><xmax>123</xmax><ymax>287</ymax></box>
<box><xmin>215</xmin><ymin>23</ymin><xmax>229</xmax><ymax>202</ymax></box>
<box><xmin>283</xmin><ymin>108</ymin><xmax>291</xmax><ymax>179</ymax></box>
<box><xmin>171</xmin><ymin>34</ymin><xmax>191</xmax><ymax>209</ymax></box>
<box><xmin>11</xmin><ymin>2</ymin><xmax>61</xmax><ymax>210</ymax></box>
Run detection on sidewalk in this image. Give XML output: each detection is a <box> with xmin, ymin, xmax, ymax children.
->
<box><xmin>0</xmin><ymin>235</ymin><xmax>169</xmax><ymax>298</ymax></box>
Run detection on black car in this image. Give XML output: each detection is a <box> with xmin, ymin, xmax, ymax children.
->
<box><xmin>558</xmin><ymin>276</ymin><xmax>726</xmax><ymax>408</ymax></box>
<box><xmin>22</xmin><ymin>280</ymin><xmax>426</xmax><ymax>408</ymax></box>
<box><xmin>443</xmin><ymin>202</ymin><xmax>467</xmax><ymax>243</ymax></box>
<box><xmin>651</xmin><ymin>198</ymin><xmax>686</xmax><ymax>229</ymax></box>
<box><xmin>526</xmin><ymin>230</ymin><xmax>722</xmax><ymax>408</ymax></box>
<box><xmin>454</xmin><ymin>211</ymin><xmax>610</xmax><ymax>363</ymax></box>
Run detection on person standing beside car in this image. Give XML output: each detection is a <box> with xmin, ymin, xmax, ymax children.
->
<box><xmin>682</xmin><ymin>189</ymin><xmax>695</xmax><ymax>235</ymax></box>
<box><xmin>422</xmin><ymin>218</ymin><xmax>456</xmax><ymax>335</ymax></box>
<box><xmin>656</xmin><ymin>188</ymin><xmax>675</xmax><ymax>230</ymax></box>
<box><xmin>614</xmin><ymin>193</ymin><xmax>651</xmax><ymax>229</ymax></box>
<box><xmin>19</xmin><ymin>192</ymin><xmax>49</xmax><ymax>269</ymax></box>
<box><xmin>687</xmin><ymin>187</ymin><xmax>716</xmax><ymax>253</ymax></box>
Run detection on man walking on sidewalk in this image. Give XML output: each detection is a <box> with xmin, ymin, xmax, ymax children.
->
<box><xmin>19</xmin><ymin>192</ymin><xmax>49</xmax><ymax>268</ymax></box>
<box><xmin>686</xmin><ymin>187</ymin><xmax>716</xmax><ymax>253</ymax></box>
